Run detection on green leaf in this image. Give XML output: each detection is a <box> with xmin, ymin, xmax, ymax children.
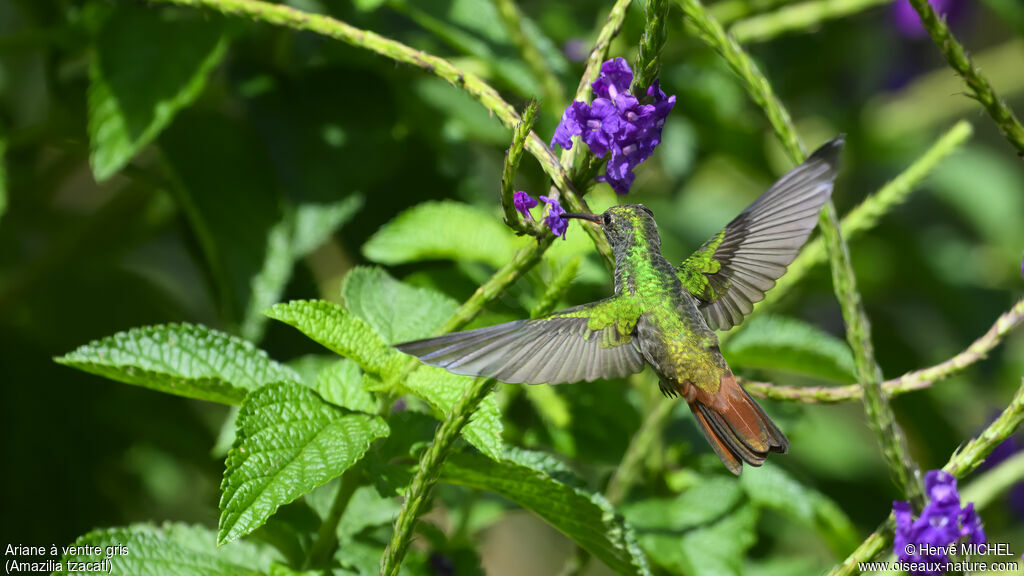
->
<box><xmin>219</xmin><ymin>382</ymin><xmax>389</xmax><ymax>544</ymax></box>
<box><xmin>723</xmin><ymin>315</ymin><xmax>856</xmax><ymax>382</ymax></box>
<box><xmin>342</xmin><ymin>266</ymin><xmax>459</xmax><ymax>344</ymax></box>
<box><xmin>442</xmin><ymin>448</ymin><xmax>651</xmax><ymax>576</ymax></box>
<box><xmin>402</xmin><ymin>367</ymin><xmax>503</xmax><ymax>461</ymax></box>
<box><xmin>316</xmin><ymin>359</ymin><xmax>379</xmax><ymax>414</ymax></box>
<box><xmin>0</xmin><ymin>137</ymin><xmax>7</xmax><ymax>223</ymax></box>
<box><xmin>267</xmin><ymin>300</ymin><xmax>503</xmax><ymax>460</ymax></box>
<box><xmin>87</xmin><ymin>5</ymin><xmax>226</xmax><ymax>181</ymax></box>
<box><xmin>362</xmin><ymin>201</ymin><xmax>521</xmax><ymax>268</ymax></box>
<box><xmin>55</xmin><ymin>522</ymin><xmax>278</xmax><ymax>575</ymax></box>
<box><xmin>637</xmin><ymin>504</ymin><xmax>759</xmax><ymax>576</ymax></box>
<box><xmin>739</xmin><ymin>464</ymin><xmax>858</xmax><ymax>554</ymax></box>
<box><xmin>336</xmin><ymin>486</ymin><xmax>402</xmax><ymax>539</ymax></box>
<box><xmin>56</xmin><ymin>323</ymin><xmax>298</xmax><ymax>404</ymax></box>
<box><xmin>243</xmin><ymin>197</ymin><xmax>364</xmax><ymax>342</ymax></box>
<box><xmin>621</xmin><ymin>476</ymin><xmax>744</xmax><ymax>532</ymax></box>
<box><xmin>265</xmin><ymin>300</ymin><xmax>399</xmax><ymax>374</ymax></box>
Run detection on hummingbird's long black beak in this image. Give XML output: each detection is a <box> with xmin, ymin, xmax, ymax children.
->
<box><xmin>562</xmin><ymin>212</ymin><xmax>602</xmax><ymax>223</ymax></box>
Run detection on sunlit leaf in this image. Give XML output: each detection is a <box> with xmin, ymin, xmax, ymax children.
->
<box><xmin>56</xmin><ymin>323</ymin><xmax>298</xmax><ymax>404</ymax></box>
<box><xmin>219</xmin><ymin>382</ymin><xmax>389</xmax><ymax>544</ymax></box>
<box><xmin>55</xmin><ymin>523</ymin><xmax>278</xmax><ymax>575</ymax></box>
<box><xmin>362</xmin><ymin>201</ymin><xmax>521</xmax><ymax>268</ymax></box>
<box><xmin>442</xmin><ymin>448</ymin><xmax>652</xmax><ymax>576</ymax></box>
<box><xmin>342</xmin><ymin>266</ymin><xmax>459</xmax><ymax>344</ymax></box>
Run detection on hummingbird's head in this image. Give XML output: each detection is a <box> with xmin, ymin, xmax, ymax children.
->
<box><xmin>564</xmin><ymin>204</ymin><xmax>660</xmax><ymax>252</ymax></box>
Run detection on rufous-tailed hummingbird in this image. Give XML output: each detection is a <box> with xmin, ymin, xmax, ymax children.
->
<box><xmin>397</xmin><ymin>137</ymin><xmax>844</xmax><ymax>474</ymax></box>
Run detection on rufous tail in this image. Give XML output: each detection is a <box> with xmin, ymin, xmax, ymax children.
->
<box><xmin>675</xmin><ymin>371</ymin><xmax>788</xmax><ymax>475</ymax></box>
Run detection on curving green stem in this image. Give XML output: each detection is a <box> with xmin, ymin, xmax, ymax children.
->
<box><xmin>729</xmin><ymin>0</ymin><xmax>893</xmax><ymax>44</ymax></box>
<box><xmin>500</xmin><ymin>101</ymin><xmax>546</xmax><ymax>237</ymax></box>
<box><xmin>678</xmin><ymin>0</ymin><xmax>924</xmax><ymax>508</ymax></box>
<box><xmin>830</xmin><ymin>378</ymin><xmax>1024</xmax><ymax>575</ymax></box>
<box><xmin>905</xmin><ymin>0</ymin><xmax>1024</xmax><ymax>156</ymax></box>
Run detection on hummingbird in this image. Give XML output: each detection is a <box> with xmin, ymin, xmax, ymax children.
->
<box><xmin>396</xmin><ymin>137</ymin><xmax>844</xmax><ymax>474</ymax></box>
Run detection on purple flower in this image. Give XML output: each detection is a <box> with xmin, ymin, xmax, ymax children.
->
<box><xmin>550</xmin><ymin>58</ymin><xmax>675</xmax><ymax>195</ymax></box>
<box><xmin>893</xmin><ymin>470</ymin><xmax>985</xmax><ymax>574</ymax></box>
<box><xmin>563</xmin><ymin>38</ymin><xmax>588</xmax><ymax>63</ymax></box>
<box><xmin>892</xmin><ymin>0</ymin><xmax>964</xmax><ymax>37</ymax></box>
<box><xmin>513</xmin><ymin>191</ymin><xmax>538</xmax><ymax>221</ymax></box>
<box><xmin>540</xmin><ymin>195</ymin><xmax>567</xmax><ymax>239</ymax></box>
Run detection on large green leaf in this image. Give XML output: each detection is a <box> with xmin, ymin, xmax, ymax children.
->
<box><xmin>342</xmin><ymin>266</ymin><xmax>459</xmax><ymax>344</ymax></box>
<box><xmin>264</xmin><ymin>300</ymin><xmax>398</xmax><ymax>374</ymax></box>
<box><xmin>242</xmin><ymin>197</ymin><xmax>364</xmax><ymax>342</ymax></box>
<box><xmin>442</xmin><ymin>448</ymin><xmax>651</xmax><ymax>576</ymax></box>
<box><xmin>739</xmin><ymin>464</ymin><xmax>858</xmax><ymax>554</ymax></box>
<box><xmin>266</xmin><ymin>300</ymin><xmax>503</xmax><ymax>460</ymax></box>
<box><xmin>219</xmin><ymin>382</ymin><xmax>389</xmax><ymax>544</ymax></box>
<box><xmin>723</xmin><ymin>315</ymin><xmax>856</xmax><ymax>382</ymax></box>
<box><xmin>87</xmin><ymin>5</ymin><xmax>226</xmax><ymax>181</ymax></box>
<box><xmin>362</xmin><ymin>201</ymin><xmax>521</xmax><ymax>268</ymax></box>
<box><xmin>55</xmin><ymin>323</ymin><xmax>298</xmax><ymax>404</ymax></box>
<box><xmin>315</xmin><ymin>359</ymin><xmax>379</xmax><ymax>414</ymax></box>
<box><xmin>621</xmin><ymin>476</ymin><xmax>744</xmax><ymax>532</ymax></box>
<box><xmin>636</xmin><ymin>504</ymin><xmax>760</xmax><ymax>576</ymax></box>
<box><xmin>55</xmin><ymin>523</ymin><xmax>278</xmax><ymax>575</ymax></box>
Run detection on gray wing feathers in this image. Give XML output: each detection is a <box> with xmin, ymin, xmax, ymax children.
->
<box><xmin>395</xmin><ymin>315</ymin><xmax>645</xmax><ymax>385</ymax></box>
<box><xmin>701</xmin><ymin>136</ymin><xmax>843</xmax><ymax>330</ymax></box>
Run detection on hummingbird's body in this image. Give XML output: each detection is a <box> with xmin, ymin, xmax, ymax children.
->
<box><xmin>397</xmin><ymin>137</ymin><xmax>844</xmax><ymax>474</ymax></box>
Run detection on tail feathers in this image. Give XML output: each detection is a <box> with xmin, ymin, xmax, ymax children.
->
<box><xmin>679</xmin><ymin>371</ymin><xmax>788</xmax><ymax>475</ymax></box>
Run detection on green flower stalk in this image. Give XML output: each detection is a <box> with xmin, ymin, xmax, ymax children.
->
<box><xmin>905</xmin><ymin>0</ymin><xmax>1024</xmax><ymax>156</ymax></box>
<box><xmin>501</xmin><ymin>101</ymin><xmax>544</xmax><ymax>236</ymax></box>
<box><xmin>679</xmin><ymin>0</ymin><xmax>923</xmax><ymax>507</ymax></box>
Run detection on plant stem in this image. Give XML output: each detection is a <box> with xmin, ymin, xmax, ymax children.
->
<box><xmin>492</xmin><ymin>0</ymin><xmax>566</xmax><ymax>110</ymax></box>
<box><xmin>632</xmin><ymin>0</ymin><xmax>669</xmax><ymax>98</ymax></box>
<box><xmin>501</xmin><ymin>101</ymin><xmax>545</xmax><ymax>236</ymax></box>
<box><xmin>679</xmin><ymin>0</ymin><xmax>924</xmax><ymax>508</ymax></box>
<box><xmin>906</xmin><ymin>0</ymin><xmax>1024</xmax><ymax>156</ymax></box>
<box><xmin>754</xmin><ymin>121</ymin><xmax>973</xmax><ymax>315</ymax></box>
<box><xmin>305</xmin><ymin>465</ymin><xmax>362</xmax><ymax>569</ymax></box>
<box><xmin>379</xmin><ymin>379</ymin><xmax>496</xmax><ymax>576</ymax></box>
<box><xmin>605</xmin><ymin>399</ymin><xmax>675</xmax><ymax>505</ymax></box>
<box><xmin>830</xmin><ymin>378</ymin><xmax>1024</xmax><ymax>575</ymax></box>
<box><xmin>729</xmin><ymin>0</ymin><xmax>892</xmax><ymax>44</ymax></box>
<box><xmin>960</xmin><ymin>450</ymin><xmax>1024</xmax><ymax>510</ymax></box>
<box><xmin>744</xmin><ymin>299</ymin><xmax>1024</xmax><ymax>402</ymax></box>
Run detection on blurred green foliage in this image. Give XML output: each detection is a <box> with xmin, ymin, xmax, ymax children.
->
<box><xmin>2</xmin><ymin>0</ymin><xmax>1024</xmax><ymax>574</ymax></box>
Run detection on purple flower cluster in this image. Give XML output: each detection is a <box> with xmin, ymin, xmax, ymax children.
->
<box><xmin>513</xmin><ymin>191</ymin><xmax>567</xmax><ymax>239</ymax></box>
<box><xmin>893</xmin><ymin>470</ymin><xmax>985</xmax><ymax>575</ymax></box>
<box><xmin>550</xmin><ymin>58</ymin><xmax>675</xmax><ymax>195</ymax></box>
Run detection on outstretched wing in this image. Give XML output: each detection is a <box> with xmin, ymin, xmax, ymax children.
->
<box><xmin>394</xmin><ymin>297</ymin><xmax>645</xmax><ymax>384</ymax></box>
<box><xmin>678</xmin><ymin>136</ymin><xmax>844</xmax><ymax>331</ymax></box>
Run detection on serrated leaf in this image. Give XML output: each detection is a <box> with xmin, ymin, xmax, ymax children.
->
<box><xmin>219</xmin><ymin>382</ymin><xmax>389</xmax><ymax>544</ymax></box>
<box><xmin>87</xmin><ymin>5</ymin><xmax>226</xmax><ymax>181</ymax></box>
<box><xmin>265</xmin><ymin>300</ymin><xmax>397</xmax><ymax>374</ymax></box>
<box><xmin>442</xmin><ymin>448</ymin><xmax>651</xmax><ymax>576</ymax></box>
<box><xmin>362</xmin><ymin>201</ymin><xmax>522</xmax><ymax>268</ymax></box>
<box><xmin>402</xmin><ymin>367</ymin><xmax>503</xmax><ymax>461</ymax></box>
<box><xmin>243</xmin><ymin>197</ymin><xmax>364</xmax><ymax>342</ymax></box>
<box><xmin>56</xmin><ymin>323</ymin><xmax>298</xmax><ymax>404</ymax></box>
<box><xmin>55</xmin><ymin>522</ymin><xmax>278</xmax><ymax>575</ymax></box>
<box><xmin>342</xmin><ymin>266</ymin><xmax>459</xmax><ymax>344</ymax></box>
<box><xmin>621</xmin><ymin>476</ymin><xmax>744</xmax><ymax>531</ymax></box>
<box><xmin>316</xmin><ymin>359</ymin><xmax>379</xmax><ymax>414</ymax></box>
<box><xmin>723</xmin><ymin>315</ymin><xmax>856</xmax><ymax>382</ymax></box>
<box><xmin>637</xmin><ymin>504</ymin><xmax>759</xmax><ymax>576</ymax></box>
<box><xmin>739</xmin><ymin>463</ymin><xmax>858</xmax><ymax>554</ymax></box>
<box><xmin>267</xmin><ymin>300</ymin><xmax>503</xmax><ymax>460</ymax></box>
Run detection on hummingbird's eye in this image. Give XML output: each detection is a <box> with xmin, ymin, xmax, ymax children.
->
<box><xmin>603</xmin><ymin>213</ymin><xmax>612</xmax><ymax>226</ymax></box>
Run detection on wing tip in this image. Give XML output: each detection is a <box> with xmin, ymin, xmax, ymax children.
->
<box><xmin>809</xmin><ymin>134</ymin><xmax>845</xmax><ymax>167</ymax></box>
